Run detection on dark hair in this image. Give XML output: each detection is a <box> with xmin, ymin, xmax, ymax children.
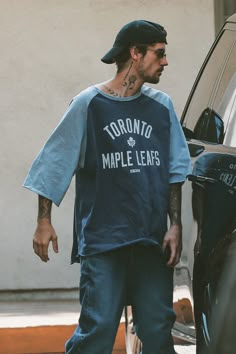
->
<box><xmin>115</xmin><ymin>44</ymin><xmax>151</xmax><ymax>72</ymax></box>
<box><xmin>115</xmin><ymin>47</ymin><xmax>132</xmax><ymax>72</ymax></box>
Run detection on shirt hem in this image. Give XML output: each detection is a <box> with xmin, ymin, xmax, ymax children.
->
<box><xmin>71</xmin><ymin>238</ymin><xmax>162</xmax><ymax>263</ymax></box>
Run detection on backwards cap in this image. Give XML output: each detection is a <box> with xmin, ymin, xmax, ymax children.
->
<box><xmin>101</xmin><ymin>20</ymin><xmax>167</xmax><ymax>64</ymax></box>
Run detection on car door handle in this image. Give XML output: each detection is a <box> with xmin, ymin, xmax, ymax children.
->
<box><xmin>188</xmin><ymin>175</ymin><xmax>217</xmax><ymax>184</ymax></box>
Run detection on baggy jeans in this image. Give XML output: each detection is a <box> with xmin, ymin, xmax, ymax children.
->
<box><xmin>65</xmin><ymin>244</ymin><xmax>176</xmax><ymax>354</ymax></box>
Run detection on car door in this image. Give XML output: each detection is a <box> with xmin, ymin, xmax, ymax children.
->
<box><xmin>174</xmin><ymin>15</ymin><xmax>236</xmax><ymax>352</ymax></box>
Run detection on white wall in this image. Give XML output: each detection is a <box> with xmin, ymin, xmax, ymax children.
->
<box><xmin>0</xmin><ymin>0</ymin><xmax>215</xmax><ymax>291</ymax></box>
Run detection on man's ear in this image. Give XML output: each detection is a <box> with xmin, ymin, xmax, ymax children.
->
<box><xmin>130</xmin><ymin>46</ymin><xmax>140</xmax><ymax>61</ymax></box>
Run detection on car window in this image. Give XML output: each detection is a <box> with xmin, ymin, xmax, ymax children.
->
<box><xmin>213</xmin><ymin>46</ymin><xmax>236</xmax><ymax>147</ymax></box>
<box><xmin>182</xmin><ymin>29</ymin><xmax>236</xmax><ymax>147</ymax></box>
<box><xmin>223</xmin><ymin>89</ymin><xmax>236</xmax><ymax>147</ymax></box>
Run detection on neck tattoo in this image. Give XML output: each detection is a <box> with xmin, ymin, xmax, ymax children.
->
<box><xmin>102</xmin><ymin>85</ymin><xmax>121</xmax><ymax>97</ymax></box>
<box><xmin>123</xmin><ymin>62</ymin><xmax>137</xmax><ymax>90</ymax></box>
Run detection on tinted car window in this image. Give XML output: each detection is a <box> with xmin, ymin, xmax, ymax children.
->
<box><xmin>183</xmin><ymin>29</ymin><xmax>236</xmax><ymax>146</ymax></box>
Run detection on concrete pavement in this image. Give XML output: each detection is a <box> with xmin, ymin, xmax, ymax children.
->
<box><xmin>0</xmin><ymin>300</ymin><xmax>196</xmax><ymax>353</ymax></box>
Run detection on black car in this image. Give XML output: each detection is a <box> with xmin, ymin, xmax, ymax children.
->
<box><xmin>126</xmin><ymin>13</ymin><xmax>236</xmax><ymax>354</ymax></box>
<box><xmin>176</xmin><ymin>12</ymin><xmax>236</xmax><ymax>354</ymax></box>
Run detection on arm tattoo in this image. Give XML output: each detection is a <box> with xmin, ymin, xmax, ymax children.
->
<box><xmin>168</xmin><ymin>183</ymin><xmax>182</xmax><ymax>226</ymax></box>
<box><xmin>38</xmin><ymin>195</ymin><xmax>52</xmax><ymax>221</ymax></box>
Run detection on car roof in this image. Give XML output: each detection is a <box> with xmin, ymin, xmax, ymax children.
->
<box><xmin>227</xmin><ymin>13</ymin><xmax>236</xmax><ymax>23</ymax></box>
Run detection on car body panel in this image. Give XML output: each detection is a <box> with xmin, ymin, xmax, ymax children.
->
<box><xmin>174</xmin><ymin>13</ymin><xmax>236</xmax><ymax>352</ymax></box>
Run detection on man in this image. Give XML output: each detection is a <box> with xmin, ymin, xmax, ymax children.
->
<box><xmin>24</xmin><ymin>20</ymin><xmax>191</xmax><ymax>354</ymax></box>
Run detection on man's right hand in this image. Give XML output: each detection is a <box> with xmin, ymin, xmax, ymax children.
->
<box><xmin>33</xmin><ymin>219</ymin><xmax>59</xmax><ymax>262</ymax></box>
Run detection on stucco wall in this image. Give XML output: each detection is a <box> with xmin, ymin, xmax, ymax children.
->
<box><xmin>0</xmin><ymin>0</ymin><xmax>215</xmax><ymax>291</ymax></box>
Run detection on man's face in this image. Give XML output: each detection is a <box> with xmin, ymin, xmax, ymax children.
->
<box><xmin>136</xmin><ymin>43</ymin><xmax>168</xmax><ymax>84</ymax></box>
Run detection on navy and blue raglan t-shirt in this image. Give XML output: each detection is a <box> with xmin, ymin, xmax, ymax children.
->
<box><xmin>24</xmin><ymin>85</ymin><xmax>191</xmax><ymax>262</ymax></box>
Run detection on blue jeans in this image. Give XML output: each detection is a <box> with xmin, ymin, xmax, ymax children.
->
<box><xmin>65</xmin><ymin>244</ymin><xmax>176</xmax><ymax>354</ymax></box>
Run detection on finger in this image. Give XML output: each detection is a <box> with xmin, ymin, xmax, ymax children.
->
<box><xmin>33</xmin><ymin>240</ymin><xmax>39</xmax><ymax>255</ymax></box>
<box><xmin>173</xmin><ymin>256</ymin><xmax>180</xmax><ymax>266</ymax></box>
<box><xmin>36</xmin><ymin>244</ymin><xmax>49</xmax><ymax>262</ymax></box>
<box><xmin>33</xmin><ymin>241</ymin><xmax>46</xmax><ymax>261</ymax></box>
<box><xmin>167</xmin><ymin>257</ymin><xmax>175</xmax><ymax>267</ymax></box>
<box><xmin>36</xmin><ymin>245</ymin><xmax>44</xmax><ymax>261</ymax></box>
<box><xmin>166</xmin><ymin>246</ymin><xmax>176</xmax><ymax>267</ymax></box>
<box><xmin>42</xmin><ymin>244</ymin><xmax>49</xmax><ymax>262</ymax></box>
<box><xmin>52</xmin><ymin>239</ymin><xmax>59</xmax><ymax>253</ymax></box>
<box><xmin>162</xmin><ymin>239</ymin><xmax>168</xmax><ymax>252</ymax></box>
<box><xmin>174</xmin><ymin>246</ymin><xmax>182</xmax><ymax>265</ymax></box>
<box><xmin>171</xmin><ymin>249</ymin><xmax>182</xmax><ymax>267</ymax></box>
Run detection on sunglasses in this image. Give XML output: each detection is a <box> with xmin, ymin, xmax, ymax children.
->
<box><xmin>147</xmin><ymin>48</ymin><xmax>167</xmax><ymax>59</ymax></box>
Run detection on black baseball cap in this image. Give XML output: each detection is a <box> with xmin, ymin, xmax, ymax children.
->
<box><xmin>101</xmin><ymin>20</ymin><xmax>167</xmax><ymax>64</ymax></box>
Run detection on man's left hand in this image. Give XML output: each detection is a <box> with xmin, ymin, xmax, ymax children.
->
<box><xmin>162</xmin><ymin>224</ymin><xmax>182</xmax><ymax>267</ymax></box>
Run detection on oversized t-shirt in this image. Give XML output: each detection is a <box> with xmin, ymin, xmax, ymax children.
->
<box><xmin>24</xmin><ymin>85</ymin><xmax>191</xmax><ymax>262</ymax></box>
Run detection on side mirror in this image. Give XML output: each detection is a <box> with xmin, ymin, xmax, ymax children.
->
<box><xmin>182</xmin><ymin>126</ymin><xmax>195</xmax><ymax>139</ymax></box>
<box><xmin>194</xmin><ymin>108</ymin><xmax>224</xmax><ymax>144</ymax></box>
